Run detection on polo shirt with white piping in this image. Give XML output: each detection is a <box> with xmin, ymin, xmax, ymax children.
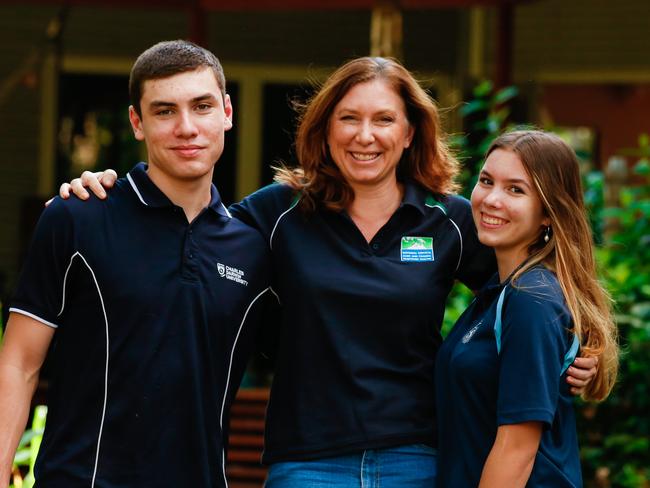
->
<box><xmin>230</xmin><ymin>181</ymin><xmax>496</xmax><ymax>463</ymax></box>
<box><xmin>10</xmin><ymin>162</ymin><xmax>271</xmax><ymax>488</ymax></box>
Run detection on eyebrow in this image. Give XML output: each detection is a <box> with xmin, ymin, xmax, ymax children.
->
<box><xmin>148</xmin><ymin>93</ymin><xmax>217</xmax><ymax>109</ymax></box>
<box><xmin>480</xmin><ymin>169</ymin><xmax>532</xmax><ymax>189</ymax></box>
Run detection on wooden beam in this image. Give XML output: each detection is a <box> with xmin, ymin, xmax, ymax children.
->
<box><xmin>0</xmin><ymin>0</ymin><xmax>535</xmax><ymax>10</ymax></box>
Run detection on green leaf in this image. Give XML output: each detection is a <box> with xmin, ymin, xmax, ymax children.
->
<box><xmin>473</xmin><ymin>79</ymin><xmax>493</xmax><ymax>98</ymax></box>
<box><xmin>493</xmin><ymin>85</ymin><xmax>519</xmax><ymax>104</ymax></box>
<box><xmin>459</xmin><ymin>99</ymin><xmax>489</xmax><ymax>117</ymax></box>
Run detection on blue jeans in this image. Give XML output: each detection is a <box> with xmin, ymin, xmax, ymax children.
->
<box><xmin>265</xmin><ymin>444</ymin><xmax>437</xmax><ymax>487</ymax></box>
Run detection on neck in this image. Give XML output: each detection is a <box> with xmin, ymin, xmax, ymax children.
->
<box><xmin>347</xmin><ymin>178</ymin><xmax>403</xmax><ymax>242</ymax></box>
<box><xmin>147</xmin><ymin>165</ymin><xmax>213</xmax><ymax>222</ymax></box>
<box><xmin>495</xmin><ymin>248</ymin><xmax>529</xmax><ymax>283</ymax></box>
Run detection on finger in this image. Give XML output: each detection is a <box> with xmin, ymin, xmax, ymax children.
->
<box><xmin>44</xmin><ymin>197</ymin><xmax>54</xmax><ymax>207</ymax></box>
<box><xmin>98</xmin><ymin>169</ymin><xmax>118</xmax><ymax>188</ymax></box>
<box><xmin>573</xmin><ymin>356</ymin><xmax>598</xmax><ymax>369</ymax></box>
<box><xmin>80</xmin><ymin>171</ymin><xmax>105</xmax><ymax>199</ymax></box>
<box><xmin>566</xmin><ymin>374</ymin><xmax>588</xmax><ymax>387</ymax></box>
<box><xmin>566</xmin><ymin>365</ymin><xmax>596</xmax><ymax>381</ymax></box>
<box><xmin>570</xmin><ymin>386</ymin><xmax>584</xmax><ymax>396</ymax></box>
<box><xmin>58</xmin><ymin>182</ymin><xmax>71</xmax><ymax>199</ymax></box>
<box><xmin>69</xmin><ymin>178</ymin><xmax>90</xmax><ymax>200</ymax></box>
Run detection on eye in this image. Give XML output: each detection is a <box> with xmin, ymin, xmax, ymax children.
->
<box><xmin>155</xmin><ymin>108</ymin><xmax>174</xmax><ymax>116</ymax></box>
<box><xmin>508</xmin><ymin>185</ymin><xmax>524</xmax><ymax>194</ymax></box>
<box><xmin>340</xmin><ymin>114</ymin><xmax>357</xmax><ymax>122</ymax></box>
<box><xmin>478</xmin><ymin>176</ymin><xmax>492</xmax><ymax>185</ymax></box>
<box><xmin>196</xmin><ymin>103</ymin><xmax>213</xmax><ymax>112</ymax></box>
<box><xmin>377</xmin><ymin>115</ymin><xmax>395</xmax><ymax>124</ymax></box>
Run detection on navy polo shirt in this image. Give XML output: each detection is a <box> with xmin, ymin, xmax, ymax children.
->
<box><xmin>230</xmin><ymin>181</ymin><xmax>495</xmax><ymax>463</ymax></box>
<box><xmin>435</xmin><ymin>267</ymin><xmax>582</xmax><ymax>487</ymax></box>
<box><xmin>10</xmin><ymin>163</ymin><xmax>270</xmax><ymax>487</ymax></box>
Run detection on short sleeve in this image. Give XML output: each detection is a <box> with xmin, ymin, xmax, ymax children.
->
<box><xmin>496</xmin><ymin>285</ymin><xmax>572</xmax><ymax>427</ymax></box>
<box><xmin>445</xmin><ymin>195</ymin><xmax>496</xmax><ymax>290</ymax></box>
<box><xmin>10</xmin><ymin>198</ymin><xmax>76</xmax><ymax>329</ymax></box>
<box><xmin>229</xmin><ymin>183</ymin><xmax>297</xmax><ymax>243</ymax></box>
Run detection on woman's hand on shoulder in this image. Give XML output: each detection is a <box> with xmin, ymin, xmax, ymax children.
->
<box><xmin>46</xmin><ymin>169</ymin><xmax>118</xmax><ymax>206</ymax></box>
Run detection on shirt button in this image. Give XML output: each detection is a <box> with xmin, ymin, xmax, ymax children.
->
<box><xmin>371</xmin><ymin>243</ymin><xmax>380</xmax><ymax>250</ymax></box>
<box><xmin>188</xmin><ymin>253</ymin><xmax>194</xmax><ymax>259</ymax></box>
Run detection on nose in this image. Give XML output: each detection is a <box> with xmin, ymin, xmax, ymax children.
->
<box><xmin>174</xmin><ymin>110</ymin><xmax>199</xmax><ymax>138</ymax></box>
<box><xmin>355</xmin><ymin>120</ymin><xmax>375</xmax><ymax>145</ymax></box>
<box><xmin>483</xmin><ymin>187</ymin><xmax>503</xmax><ymax>208</ymax></box>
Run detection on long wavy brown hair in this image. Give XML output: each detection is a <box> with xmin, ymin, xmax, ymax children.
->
<box><xmin>488</xmin><ymin>130</ymin><xmax>619</xmax><ymax>402</ymax></box>
<box><xmin>274</xmin><ymin>56</ymin><xmax>459</xmax><ymax>212</ymax></box>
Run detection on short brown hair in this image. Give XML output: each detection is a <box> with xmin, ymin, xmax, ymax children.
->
<box><xmin>129</xmin><ymin>40</ymin><xmax>226</xmax><ymax>116</ymax></box>
<box><xmin>275</xmin><ymin>56</ymin><xmax>459</xmax><ymax>211</ymax></box>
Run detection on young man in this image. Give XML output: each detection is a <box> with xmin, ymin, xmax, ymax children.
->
<box><xmin>0</xmin><ymin>40</ymin><xmax>270</xmax><ymax>488</ymax></box>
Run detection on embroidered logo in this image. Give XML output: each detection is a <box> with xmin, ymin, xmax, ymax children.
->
<box><xmin>461</xmin><ymin>319</ymin><xmax>483</xmax><ymax>344</ymax></box>
<box><xmin>216</xmin><ymin>263</ymin><xmax>248</xmax><ymax>286</ymax></box>
<box><xmin>400</xmin><ymin>236</ymin><xmax>434</xmax><ymax>262</ymax></box>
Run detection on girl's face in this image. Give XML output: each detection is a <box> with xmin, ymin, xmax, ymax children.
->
<box><xmin>471</xmin><ymin>148</ymin><xmax>550</xmax><ymax>268</ymax></box>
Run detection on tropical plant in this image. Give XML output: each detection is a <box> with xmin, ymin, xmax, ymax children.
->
<box><xmin>9</xmin><ymin>406</ymin><xmax>47</xmax><ymax>488</ymax></box>
<box><xmin>577</xmin><ymin>135</ymin><xmax>650</xmax><ymax>487</ymax></box>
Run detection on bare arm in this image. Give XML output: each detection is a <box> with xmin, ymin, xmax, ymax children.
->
<box><xmin>0</xmin><ymin>313</ymin><xmax>55</xmax><ymax>487</ymax></box>
<box><xmin>566</xmin><ymin>355</ymin><xmax>598</xmax><ymax>396</ymax></box>
<box><xmin>478</xmin><ymin>422</ymin><xmax>542</xmax><ymax>488</ymax></box>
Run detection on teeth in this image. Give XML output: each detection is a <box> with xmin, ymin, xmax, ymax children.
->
<box><xmin>483</xmin><ymin>215</ymin><xmax>507</xmax><ymax>225</ymax></box>
<box><xmin>351</xmin><ymin>152</ymin><xmax>379</xmax><ymax>161</ymax></box>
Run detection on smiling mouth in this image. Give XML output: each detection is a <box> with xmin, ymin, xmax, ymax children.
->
<box><xmin>481</xmin><ymin>213</ymin><xmax>508</xmax><ymax>226</ymax></box>
<box><xmin>350</xmin><ymin>152</ymin><xmax>380</xmax><ymax>161</ymax></box>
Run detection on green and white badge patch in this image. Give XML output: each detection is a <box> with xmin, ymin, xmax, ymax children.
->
<box><xmin>401</xmin><ymin>236</ymin><xmax>434</xmax><ymax>262</ymax></box>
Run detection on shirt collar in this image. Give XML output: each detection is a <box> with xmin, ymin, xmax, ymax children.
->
<box><xmin>400</xmin><ymin>180</ymin><xmax>445</xmax><ymax>216</ymax></box>
<box><xmin>126</xmin><ymin>162</ymin><xmax>231</xmax><ymax>219</ymax></box>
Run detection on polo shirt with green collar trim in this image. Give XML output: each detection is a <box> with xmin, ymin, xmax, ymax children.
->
<box><xmin>230</xmin><ymin>181</ymin><xmax>496</xmax><ymax>463</ymax></box>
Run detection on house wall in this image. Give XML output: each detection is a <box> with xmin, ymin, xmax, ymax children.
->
<box><xmin>0</xmin><ymin>5</ymin><xmax>463</xmax><ymax>293</ymax></box>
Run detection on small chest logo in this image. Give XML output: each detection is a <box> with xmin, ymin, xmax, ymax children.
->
<box><xmin>400</xmin><ymin>236</ymin><xmax>434</xmax><ymax>262</ymax></box>
<box><xmin>216</xmin><ymin>262</ymin><xmax>248</xmax><ymax>286</ymax></box>
<box><xmin>462</xmin><ymin>319</ymin><xmax>483</xmax><ymax>344</ymax></box>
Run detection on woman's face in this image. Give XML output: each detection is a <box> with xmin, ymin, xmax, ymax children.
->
<box><xmin>326</xmin><ymin>79</ymin><xmax>414</xmax><ymax>191</ymax></box>
<box><xmin>471</xmin><ymin>148</ymin><xmax>550</xmax><ymax>265</ymax></box>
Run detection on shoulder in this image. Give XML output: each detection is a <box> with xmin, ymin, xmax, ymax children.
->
<box><xmin>504</xmin><ymin>267</ymin><xmax>570</xmax><ymax>329</ymax></box>
<box><xmin>243</xmin><ymin>183</ymin><xmax>295</xmax><ymax>205</ymax></box>
<box><xmin>229</xmin><ymin>183</ymin><xmax>300</xmax><ymax>236</ymax></box>
<box><xmin>425</xmin><ymin>193</ymin><xmax>474</xmax><ymax>233</ymax></box>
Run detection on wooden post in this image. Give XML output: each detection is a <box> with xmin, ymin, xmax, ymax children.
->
<box><xmin>188</xmin><ymin>0</ymin><xmax>207</xmax><ymax>47</ymax></box>
<box><xmin>370</xmin><ymin>0</ymin><xmax>403</xmax><ymax>59</ymax></box>
<box><xmin>495</xmin><ymin>2</ymin><xmax>513</xmax><ymax>88</ymax></box>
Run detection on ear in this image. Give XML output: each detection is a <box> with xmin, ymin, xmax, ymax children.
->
<box><xmin>223</xmin><ymin>94</ymin><xmax>233</xmax><ymax>132</ymax></box>
<box><xmin>404</xmin><ymin>124</ymin><xmax>415</xmax><ymax>148</ymax></box>
<box><xmin>129</xmin><ymin>106</ymin><xmax>145</xmax><ymax>141</ymax></box>
<box><xmin>542</xmin><ymin>217</ymin><xmax>551</xmax><ymax>227</ymax></box>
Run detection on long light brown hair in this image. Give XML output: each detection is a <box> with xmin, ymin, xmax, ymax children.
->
<box><xmin>487</xmin><ymin>130</ymin><xmax>618</xmax><ymax>401</ymax></box>
<box><xmin>275</xmin><ymin>56</ymin><xmax>459</xmax><ymax>211</ymax></box>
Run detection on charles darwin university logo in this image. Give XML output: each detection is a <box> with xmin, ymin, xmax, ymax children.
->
<box><xmin>216</xmin><ymin>262</ymin><xmax>248</xmax><ymax>286</ymax></box>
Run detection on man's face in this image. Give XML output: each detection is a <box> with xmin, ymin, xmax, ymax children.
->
<box><xmin>129</xmin><ymin>67</ymin><xmax>232</xmax><ymax>184</ymax></box>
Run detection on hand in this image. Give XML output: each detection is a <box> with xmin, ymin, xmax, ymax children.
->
<box><xmin>46</xmin><ymin>169</ymin><xmax>118</xmax><ymax>206</ymax></box>
<box><xmin>566</xmin><ymin>356</ymin><xmax>598</xmax><ymax>396</ymax></box>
